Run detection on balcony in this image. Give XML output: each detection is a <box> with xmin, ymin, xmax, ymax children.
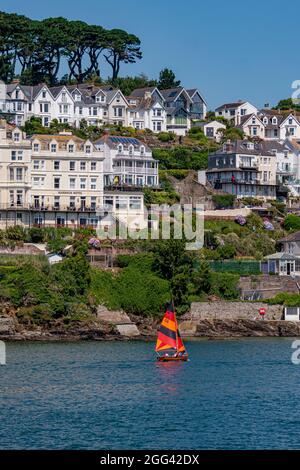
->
<box><xmin>239</xmin><ymin>162</ymin><xmax>258</xmax><ymax>169</ymax></box>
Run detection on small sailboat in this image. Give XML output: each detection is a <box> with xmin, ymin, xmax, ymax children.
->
<box><xmin>155</xmin><ymin>302</ymin><xmax>188</xmax><ymax>362</ymax></box>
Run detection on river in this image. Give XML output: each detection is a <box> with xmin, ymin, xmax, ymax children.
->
<box><xmin>0</xmin><ymin>338</ymin><xmax>299</xmax><ymax>449</ymax></box>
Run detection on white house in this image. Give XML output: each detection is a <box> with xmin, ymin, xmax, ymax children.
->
<box><xmin>127</xmin><ymin>87</ymin><xmax>167</xmax><ymax>132</ymax></box>
<box><xmin>257</xmin><ymin>111</ymin><xmax>300</xmax><ymax>140</ymax></box>
<box><xmin>199</xmin><ymin>120</ymin><xmax>226</xmax><ymax>142</ymax></box>
<box><xmin>238</xmin><ymin>113</ymin><xmax>265</xmax><ymax>139</ymax></box>
<box><xmin>215</xmin><ymin>100</ymin><xmax>258</xmax><ymax>125</ymax></box>
<box><xmin>94</xmin><ymin>134</ymin><xmax>159</xmax><ymax>188</ymax></box>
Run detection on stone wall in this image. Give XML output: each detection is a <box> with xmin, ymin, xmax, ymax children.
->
<box><xmin>238</xmin><ymin>275</ymin><xmax>300</xmax><ymax>299</ymax></box>
<box><xmin>189</xmin><ymin>301</ymin><xmax>284</xmax><ymax>320</ymax></box>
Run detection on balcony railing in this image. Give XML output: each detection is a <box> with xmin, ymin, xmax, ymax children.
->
<box><xmin>0</xmin><ymin>203</ymin><xmax>106</xmax><ymax>212</ymax></box>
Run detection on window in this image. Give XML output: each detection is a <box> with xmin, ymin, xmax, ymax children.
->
<box><xmin>54</xmin><ymin>196</ymin><xmax>60</xmax><ymax>209</ymax></box>
<box><xmin>289</xmin><ymin>118</ymin><xmax>293</xmax><ymax>124</ymax></box>
<box><xmin>44</xmin><ymin>117</ymin><xmax>49</xmax><ymax>127</ymax></box>
<box><xmin>80</xmin><ymin>178</ymin><xmax>86</xmax><ymax>189</ymax></box>
<box><xmin>69</xmin><ymin>196</ymin><xmax>75</xmax><ymax>208</ymax></box>
<box><xmin>129</xmin><ymin>197</ymin><xmax>141</xmax><ymax>210</ymax></box>
<box><xmin>118</xmin><ymin>144</ymin><xmax>123</xmax><ymax>153</ymax></box>
<box><xmin>85</xmin><ymin>145</ymin><xmax>91</xmax><ymax>154</ymax></box>
<box><xmin>91</xmin><ymin>196</ymin><xmax>97</xmax><ymax>210</ymax></box>
<box><xmin>33</xmin><ymin>160</ymin><xmax>39</xmax><ymax>170</ymax></box>
<box><xmin>252</xmin><ymin>127</ymin><xmax>257</xmax><ymax>136</ymax></box>
<box><xmin>129</xmin><ymin>145</ymin><xmax>133</xmax><ymax>155</ymax></box>
<box><xmin>11</xmin><ymin>150</ymin><xmax>23</xmax><ymax>161</ymax></box>
<box><xmin>69</xmin><ymin>178</ymin><xmax>76</xmax><ymax>189</ymax></box>
<box><xmin>140</xmin><ymin>146</ymin><xmax>145</xmax><ymax>155</ymax></box>
<box><xmin>54</xmin><ymin>177</ymin><xmax>60</xmax><ymax>189</ymax></box>
<box><xmin>69</xmin><ymin>161</ymin><xmax>75</xmax><ymax>171</ymax></box>
<box><xmin>33</xmin><ymin>143</ymin><xmax>39</xmax><ymax>152</ymax></box>
<box><xmin>116</xmin><ymin>197</ymin><xmax>127</xmax><ymax>209</ymax></box>
<box><xmin>91</xmin><ymin>162</ymin><xmax>96</xmax><ymax>171</ymax></box>
<box><xmin>274</xmin><ymin>129</ymin><xmax>278</xmax><ymax>137</ymax></box>
<box><xmin>28</xmin><ymin>103</ymin><xmax>32</xmax><ymax>112</ymax></box>
<box><xmin>114</xmin><ymin>107</ymin><xmax>123</xmax><ymax>117</ymax></box>
<box><xmin>13</xmin><ymin>133</ymin><xmax>20</xmax><ymax>142</ymax></box>
<box><xmin>80</xmin><ymin>161</ymin><xmax>86</xmax><ymax>171</ymax></box>
<box><xmin>90</xmin><ymin>178</ymin><xmax>97</xmax><ymax>190</ymax></box>
<box><xmin>289</xmin><ymin>128</ymin><xmax>295</xmax><ymax>136</ymax></box>
<box><xmin>16</xmin><ymin>168</ymin><xmax>23</xmax><ymax>181</ymax></box>
<box><xmin>153</xmin><ymin>121</ymin><xmax>162</xmax><ymax>132</ymax></box>
<box><xmin>51</xmin><ymin>144</ymin><xmax>57</xmax><ymax>153</ymax></box>
<box><xmin>42</xmin><ymin>90</ymin><xmax>46</xmax><ymax>98</ymax></box>
<box><xmin>78</xmin><ymin>107</ymin><xmax>83</xmax><ymax>115</ymax></box>
<box><xmin>68</xmin><ymin>144</ymin><xmax>74</xmax><ymax>153</ymax></box>
<box><xmin>54</xmin><ymin>161</ymin><xmax>60</xmax><ymax>170</ymax></box>
<box><xmin>93</xmin><ymin>107</ymin><xmax>97</xmax><ymax>116</ymax></box>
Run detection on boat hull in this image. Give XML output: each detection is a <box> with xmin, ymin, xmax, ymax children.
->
<box><xmin>157</xmin><ymin>356</ymin><xmax>189</xmax><ymax>362</ymax></box>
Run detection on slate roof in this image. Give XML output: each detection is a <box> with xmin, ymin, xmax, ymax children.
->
<box><xmin>215</xmin><ymin>100</ymin><xmax>246</xmax><ymax>111</ymax></box>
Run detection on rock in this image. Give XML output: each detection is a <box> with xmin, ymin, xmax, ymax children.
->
<box><xmin>179</xmin><ymin>318</ymin><xmax>300</xmax><ymax>338</ymax></box>
<box><xmin>0</xmin><ymin>317</ymin><xmax>15</xmax><ymax>336</ymax></box>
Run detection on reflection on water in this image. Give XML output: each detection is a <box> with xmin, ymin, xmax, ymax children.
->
<box><xmin>0</xmin><ymin>338</ymin><xmax>299</xmax><ymax>449</ymax></box>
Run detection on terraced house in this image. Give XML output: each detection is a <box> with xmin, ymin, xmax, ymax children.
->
<box><xmin>0</xmin><ymin>81</ymin><xmax>129</xmax><ymax>128</ymax></box>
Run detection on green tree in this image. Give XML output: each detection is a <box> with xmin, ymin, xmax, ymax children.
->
<box><xmin>104</xmin><ymin>29</ymin><xmax>142</xmax><ymax>81</ymax></box>
<box><xmin>157</xmin><ymin>68</ymin><xmax>181</xmax><ymax>89</ymax></box>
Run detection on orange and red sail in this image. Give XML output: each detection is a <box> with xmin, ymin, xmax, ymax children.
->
<box><xmin>155</xmin><ymin>304</ymin><xmax>186</xmax><ymax>353</ymax></box>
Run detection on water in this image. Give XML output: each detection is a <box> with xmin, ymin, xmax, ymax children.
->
<box><xmin>0</xmin><ymin>338</ymin><xmax>300</xmax><ymax>449</ymax></box>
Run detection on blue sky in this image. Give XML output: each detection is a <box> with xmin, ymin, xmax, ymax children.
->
<box><xmin>1</xmin><ymin>0</ymin><xmax>299</xmax><ymax>109</ymax></box>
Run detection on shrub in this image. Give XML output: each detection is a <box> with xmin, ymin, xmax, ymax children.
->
<box><xmin>212</xmin><ymin>194</ymin><xmax>235</xmax><ymax>209</ymax></box>
<box><xmin>5</xmin><ymin>225</ymin><xmax>26</xmax><ymax>241</ymax></box>
<box><xmin>157</xmin><ymin>131</ymin><xmax>175</xmax><ymax>142</ymax></box>
<box><xmin>210</xmin><ymin>272</ymin><xmax>239</xmax><ymax>299</ymax></box>
<box><xmin>284</xmin><ymin>214</ymin><xmax>300</xmax><ymax>231</ymax></box>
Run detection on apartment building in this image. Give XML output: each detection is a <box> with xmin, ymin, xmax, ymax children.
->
<box><xmin>94</xmin><ymin>134</ymin><xmax>159</xmax><ymax>188</ymax></box>
<box><xmin>0</xmin><ymin>121</ymin><xmax>148</xmax><ymax>230</ymax></box>
<box><xmin>206</xmin><ymin>140</ymin><xmax>277</xmax><ymax>199</ymax></box>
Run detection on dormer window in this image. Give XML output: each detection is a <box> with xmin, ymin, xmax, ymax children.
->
<box><xmin>68</xmin><ymin>144</ymin><xmax>74</xmax><ymax>153</ymax></box>
<box><xmin>129</xmin><ymin>145</ymin><xmax>134</xmax><ymax>155</ymax></box>
<box><xmin>272</xmin><ymin>117</ymin><xmax>277</xmax><ymax>125</ymax></box>
<box><xmin>116</xmin><ymin>93</ymin><xmax>121</xmax><ymax>103</ymax></box>
<box><xmin>289</xmin><ymin>118</ymin><xmax>293</xmax><ymax>125</ymax></box>
<box><xmin>42</xmin><ymin>90</ymin><xmax>46</xmax><ymax>98</ymax></box>
<box><xmin>13</xmin><ymin>133</ymin><xmax>20</xmax><ymax>142</ymax></box>
<box><xmin>74</xmin><ymin>94</ymin><xmax>81</xmax><ymax>102</ymax></box>
<box><xmin>85</xmin><ymin>145</ymin><xmax>91</xmax><ymax>154</ymax></box>
<box><xmin>33</xmin><ymin>143</ymin><xmax>39</xmax><ymax>152</ymax></box>
<box><xmin>263</xmin><ymin>117</ymin><xmax>268</xmax><ymax>124</ymax></box>
<box><xmin>51</xmin><ymin>143</ymin><xmax>57</xmax><ymax>153</ymax></box>
<box><xmin>118</xmin><ymin>144</ymin><xmax>123</xmax><ymax>153</ymax></box>
<box><xmin>140</xmin><ymin>146</ymin><xmax>145</xmax><ymax>155</ymax></box>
